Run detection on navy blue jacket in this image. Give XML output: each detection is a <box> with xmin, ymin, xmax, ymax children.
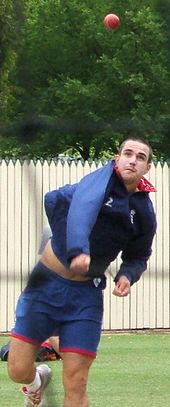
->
<box><xmin>45</xmin><ymin>161</ymin><xmax>157</xmax><ymax>287</ymax></box>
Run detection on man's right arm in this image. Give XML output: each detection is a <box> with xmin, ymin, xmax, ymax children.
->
<box><xmin>69</xmin><ymin>253</ymin><xmax>91</xmax><ymax>274</ymax></box>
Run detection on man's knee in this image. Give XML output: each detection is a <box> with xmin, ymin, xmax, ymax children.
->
<box><xmin>62</xmin><ymin>352</ymin><xmax>93</xmax><ymax>395</ymax></box>
<box><xmin>64</xmin><ymin>371</ymin><xmax>88</xmax><ymax>401</ymax></box>
<box><xmin>7</xmin><ymin>338</ymin><xmax>37</xmax><ymax>383</ymax></box>
<box><xmin>65</xmin><ymin>369</ymin><xmax>87</xmax><ymax>390</ymax></box>
<box><xmin>8</xmin><ymin>358</ymin><xmax>35</xmax><ymax>383</ymax></box>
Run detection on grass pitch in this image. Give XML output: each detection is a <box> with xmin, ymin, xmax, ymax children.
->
<box><xmin>1</xmin><ymin>332</ymin><xmax>170</xmax><ymax>406</ymax></box>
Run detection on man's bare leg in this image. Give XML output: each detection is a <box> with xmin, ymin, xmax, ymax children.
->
<box><xmin>7</xmin><ymin>337</ymin><xmax>52</xmax><ymax>405</ymax></box>
<box><xmin>8</xmin><ymin>337</ymin><xmax>38</xmax><ymax>383</ymax></box>
<box><xmin>62</xmin><ymin>352</ymin><xmax>94</xmax><ymax>407</ymax></box>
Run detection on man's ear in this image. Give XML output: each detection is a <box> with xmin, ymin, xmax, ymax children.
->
<box><xmin>114</xmin><ymin>154</ymin><xmax>119</xmax><ymax>163</ymax></box>
<box><xmin>144</xmin><ymin>162</ymin><xmax>151</xmax><ymax>174</ymax></box>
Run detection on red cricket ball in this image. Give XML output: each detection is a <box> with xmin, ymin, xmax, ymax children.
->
<box><xmin>104</xmin><ymin>13</ymin><xmax>120</xmax><ymax>30</ymax></box>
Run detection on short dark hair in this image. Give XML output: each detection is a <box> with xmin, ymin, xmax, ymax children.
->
<box><xmin>118</xmin><ymin>137</ymin><xmax>153</xmax><ymax>163</ymax></box>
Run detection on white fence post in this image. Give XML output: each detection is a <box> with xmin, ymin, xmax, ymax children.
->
<box><xmin>0</xmin><ymin>159</ymin><xmax>169</xmax><ymax>332</ymax></box>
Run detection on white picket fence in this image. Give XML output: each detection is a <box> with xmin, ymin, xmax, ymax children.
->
<box><xmin>0</xmin><ymin>158</ymin><xmax>169</xmax><ymax>332</ymax></box>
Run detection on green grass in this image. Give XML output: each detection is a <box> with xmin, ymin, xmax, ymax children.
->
<box><xmin>1</xmin><ymin>333</ymin><xmax>170</xmax><ymax>406</ymax></box>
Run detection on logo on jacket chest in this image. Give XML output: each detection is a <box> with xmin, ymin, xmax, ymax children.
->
<box><xmin>105</xmin><ymin>196</ymin><xmax>114</xmax><ymax>208</ymax></box>
<box><xmin>130</xmin><ymin>209</ymin><xmax>136</xmax><ymax>224</ymax></box>
<box><xmin>104</xmin><ymin>196</ymin><xmax>136</xmax><ymax>224</ymax></box>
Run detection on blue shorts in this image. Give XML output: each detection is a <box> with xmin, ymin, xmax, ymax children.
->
<box><xmin>12</xmin><ymin>262</ymin><xmax>104</xmax><ymax>358</ymax></box>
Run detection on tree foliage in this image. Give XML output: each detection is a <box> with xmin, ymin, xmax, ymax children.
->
<box><xmin>0</xmin><ymin>0</ymin><xmax>170</xmax><ymax>160</ymax></box>
<box><xmin>0</xmin><ymin>0</ymin><xmax>25</xmax><ymax>120</ymax></box>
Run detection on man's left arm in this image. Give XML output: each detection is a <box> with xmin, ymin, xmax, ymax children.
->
<box><xmin>113</xmin><ymin>223</ymin><xmax>157</xmax><ymax>296</ymax></box>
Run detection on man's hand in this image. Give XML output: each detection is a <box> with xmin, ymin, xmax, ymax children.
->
<box><xmin>112</xmin><ymin>276</ymin><xmax>131</xmax><ymax>297</ymax></box>
<box><xmin>70</xmin><ymin>254</ymin><xmax>91</xmax><ymax>275</ymax></box>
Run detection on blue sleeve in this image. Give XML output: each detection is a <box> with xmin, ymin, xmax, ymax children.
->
<box><xmin>114</xmin><ymin>217</ymin><xmax>157</xmax><ymax>285</ymax></box>
<box><xmin>45</xmin><ymin>162</ymin><xmax>113</xmax><ymax>262</ymax></box>
<box><xmin>44</xmin><ymin>184</ymin><xmax>77</xmax><ymax>229</ymax></box>
<box><xmin>66</xmin><ymin>162</ymin><xmax>113</xmax><ymax>260</ymax></box>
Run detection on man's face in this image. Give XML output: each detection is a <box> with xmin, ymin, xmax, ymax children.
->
<box><xmin>115</xmin><ymin>140</ymin><xmax>151</xmax><ymax>188</ymax></box>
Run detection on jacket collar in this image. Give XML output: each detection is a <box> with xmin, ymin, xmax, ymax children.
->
<box><xmin>137</xmin><ymin>177</ymin><xmax>156</xmax><ymax>192</ymax></box>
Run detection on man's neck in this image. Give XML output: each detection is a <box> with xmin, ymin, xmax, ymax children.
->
<box><xmin>124</xmin><ymin>182</ymin><xmax>139</xmax><ymax>193</ymax></box>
